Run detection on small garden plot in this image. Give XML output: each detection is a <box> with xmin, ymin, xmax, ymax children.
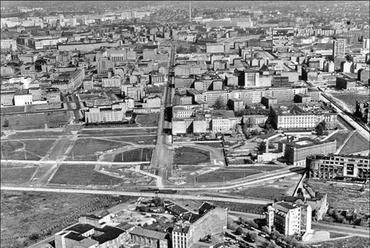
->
<box><xmin>174</xmin><ymin>147</ymin><xmax>210</xmax><ymax>165</ymax></box>
<box><xmin>113</xmin><ymin>148</ymin><xmax>153</xmax><ymax>162</ymax></box>
<box><xmin>67</xmin><ymin>138</ymin><xmax>127</xmax><ymax>161</ymax></box>
<box><xmin>195</xmin><ymin>169</ymin><xmax>260</xmax><ymax>183</ymax></box>
<box><xmin>49</xmin><ymin>164</ymin><xmax>123</xmax><ymax>186</ymax></box>
<box><xmin>1</xmin><ymin>167</ymin><xmax>36</xmax><ymax>184</ymax></box>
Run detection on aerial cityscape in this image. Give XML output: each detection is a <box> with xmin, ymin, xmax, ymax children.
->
<box><xmin>0</xmin><ymin>1</ymin><xmax>369</xmax><ymax>248</ymax></box>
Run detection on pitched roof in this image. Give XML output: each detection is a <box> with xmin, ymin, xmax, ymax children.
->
<box><xmin>129</xmin><ymin>226</ymin><xmax>166</xmax><ymax>240</ymax></box>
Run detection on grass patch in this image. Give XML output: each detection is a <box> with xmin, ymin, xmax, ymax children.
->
<box><xmin>110</xmin><ymin>135</ymin><xmax>157</xmax><ymax>144</ymax></box>
<box><xmin>136</xmin><ymin>113</ymin><xmax>159</xmax><ymax>127</ymax></box>
<box><xmin>174</xmin><ymin>147</ymin><xmax>210</xmax><ymax>165</ymax></box>
<box><xmin>113</xmin><ymin>148</ymin><xmax>153</xmax><ymax>162</ymax></box>
<box><xmin>1</xmin><ymin>167</ymin><xmax>36</xmax><ymax>183</ymax></box>
<box><xmin>49</xmin><ymin>164</ymin><xmax>123</xmax><ymax>186</ymax></box>
<box><xmin>1</xmin><ymin>140</ymin><xmax>56</xmax><ymax>160</ymax></box>
<box><xmin>196</xmin><ymin>169</ymin><xmax>260</xmax><ymax>183</ymax></box>
<box><xmin>339</xmin><ymin>132</ymin><xmax>369</xmax><ymax>154</ymax></box>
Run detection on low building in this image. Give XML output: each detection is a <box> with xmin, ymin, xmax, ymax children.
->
<box><xmin>54</xmin><ymin>218</ymin><xmax>127</xmax><ymax>248</ymax></box>
<box><xmin>211</xmin><ymin>110</ymin><xmax>238</xmax><ymax>134</ymax></box>
<box><xmin>143</xmin><ymin>96</ymin><xmax>161</xmax><ymax>109</ymax></box>
<box><xmin>172</xmin><ymin>207</ymin><xmax>228</xmax><ymax>248</ymax></box>
<box><xmin>336</xmin><ymin>76</ymin><xmax>356</xmax><ymax>90</ymax></box>
<box><xmin>14</xmin><ymin>90</ymin><xmax>32</xmax><ymax>106</ymax></box>
<box><xmin>0</xmin><ymin>91</ymin><xmax>15</xmax><ymax>106</ymax></box>
<box><xmin>306</xmin><ymin>154</ymin><xmax>370</xmax><ymax>180</ymax></box>
<box><xmin>355</xmin><ymin>101</ymin><xmax>370</xmax><ymax>125</ymax></box>
<box><xmin>270</xmin><ymin>104</ymin><xmax>337</xmax><ymax>130</ymax></box>
<box><xmin>283</xmin><ymin>138</ymin><xmax>337</xmax><ymax>166</ymax></box>
<box><xmin>129</xmin><ymin>226</ymin><xmax>168</xmax><ymax>248</ymax></box>
<box><xmin>84</xmin><ymin>102</ymin><xmax>127</xmax><ymax>124</ymax></box>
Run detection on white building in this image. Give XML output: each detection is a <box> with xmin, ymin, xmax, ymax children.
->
<box><xmin>267</xmin><ymin>201</ymin><xmax>312</xmax><ymax>237</ymax></box>
<box><xmin>14</xmin><ymin>92</ymin><xmax>32</xmax><ymax>106</ymax></box>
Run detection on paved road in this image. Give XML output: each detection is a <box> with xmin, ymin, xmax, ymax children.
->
<box><xmin>151</xmin><ymin>45</ymin><xmax>175</xmax><ymax>182</ymax></box>
<box><xmin>0</xmin><ymin>186</ymin><xmax>272</xmax><ymax>205</ymax></box>
<box><xmin>312</xmin><ymin>222</ymin><xmax>369</xmax><ymax>238</ymax></box>
<box><xmin>1</xmin><ymin>159</ymin><xmax>150</xmax><ymax>166</ymax></box>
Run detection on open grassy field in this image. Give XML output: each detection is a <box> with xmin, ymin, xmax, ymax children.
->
<box><xmin>1</xmin><ymin>139</ymin><xmax>56</xmax><ymax>160</ymax></box>
<box><xmin>196</xmin><ymin>169</ymin><xmax>261</xmax><ymax>183</ymax></box>
<box><xmin>0</xmin><ymin>191</ymin><xmax>131</xmax><ymax>248</ymax></box>
<box><xmin>66</xmin><ymin>138</ymin><xmax>127</xmax><ymax>161</ymax></box>
<box><xmin>136</xmin><ymin>113</ymin><xmax>159</xmax><ymax>127</ymax></box>
<box><xmin>174</xmin><ymin>147</ymin><xmax>211</xmax><ymax>165</ymax></box>
<box><xmin>113</xmin><ymin>148</ymin><xmax>153</xmax><ymax>162</ymax></box>
<box><xmin>339</xmin><ymin>131</ymin><xmax>369</xmax><ymax>154</ymax></box>
<box><xmin>0</xmin><ymin>167</ymin><xmax>36</xmax><ymax>184</ymax></box>
<box><xmin>49</xmin><ymin>164</ymin><xmax>123</xmax><ymax>186</ymax></box>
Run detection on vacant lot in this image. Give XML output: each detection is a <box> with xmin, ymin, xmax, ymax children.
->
<box><xmin>306</xmin><ymin>180</ymin><xmax>370</xmax><ymax>214</ymax></box>
<box><xmin>174</xmin><ymin>147</ymin><xmax>211</xmax><ymax>165</ymax></box>
<box><xmin>113</xmin><ymin>148</ymin><xmax>153</xmax><ymax>162</ymax></box>
<box><xmin>49</xmin><ymin>164</ymin><xmax>123</xmax><ymax>186</ymax></box>
<box><xmin>7</xmin><ymin>131</ymin><xmax>64</xmax><ymax>139</ymax></box>
<box><xmin>1</xmin><ymin>191</ymin><xmax>131</xmax><ymax>248</ymax></box>
<box><xmin>331</xmin><ymin>92</ymin><xmax>369</xmax><ymax>111</ymax></box>
<box><xmin>67</xmin><ymin>138</ymin><xmax>127</xmax><ymax>161</ymax></box>
<box><xmin>1</xmin><ymin>139</ymin><xmax>56</xmax><ymax>160</ymax></box>
<box><xmin>309</xmin><ymin>236</ymin><xmax>370</xmax><ymax>248</ymax></box>
<box><xmin>328</xmin><ymin>130</ymin><xmax>351</xmax><ymax>149</ymax></box>
<box><xmin>230</xmin><ymin>186</ymin><xmax>287</xmax><ymax>200</ymax></box>
<box><xmin>136</xmin><ymin>113</ymin><xmax>159</xmax><ymax>127</ymax></box>
<box><xmin>1</xmin><ymin>167</ymin><xmax>36</xmax><ymax>184</ymax></box>
<box><xmin>339</xmin><ymin>131</ymin><xmax>369</xmax><ymax>155</ymax></box>
<box><xmin>196</xmin><ymin>169</ymin><xmax>261</xmax><ymax>183</ymax></box>
<box><xmin>1</xmin><ymin>111</ymin><xmax>72</xmax><ymax>130</ymax></box>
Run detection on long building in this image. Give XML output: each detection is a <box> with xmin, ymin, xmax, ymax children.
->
<box><xmin>306</xmin><ymin>154</ymin><xmax>370</xmax><ymax>180</ymax></box>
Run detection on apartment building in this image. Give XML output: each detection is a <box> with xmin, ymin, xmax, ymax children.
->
<box><xmin>266</xmin><ymin>201</ymin><xmax>312</xmax><ymax>237</ymax></box>
<box><xmin>129</xmin><ymin>227</ymin><xmax>168</xmax><ymax>248</ymax></box>
<box><xmin>306</xmin><ymin>154</ymin><xmax>370</xmax><ymax>180</ymax></box>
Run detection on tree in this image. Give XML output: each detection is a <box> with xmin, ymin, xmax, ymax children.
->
<box><xmin>213</xmin><ymin>96</ymin><xmax>226</xmax><ymax>110</ymax></box>
<box><xmin>315</xmin><ymin>121</ymin><xmax>326</xmax><ymax>136</ymax></box>
<box><xmin>235</xmin><ymin>226</ymin><xmax>243</xmax><ymax>235</ymax></box>
<box><xmin>2</xmin><ymin>119</ymin><xmax>9</xmax><ymax>127</ymax></box>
